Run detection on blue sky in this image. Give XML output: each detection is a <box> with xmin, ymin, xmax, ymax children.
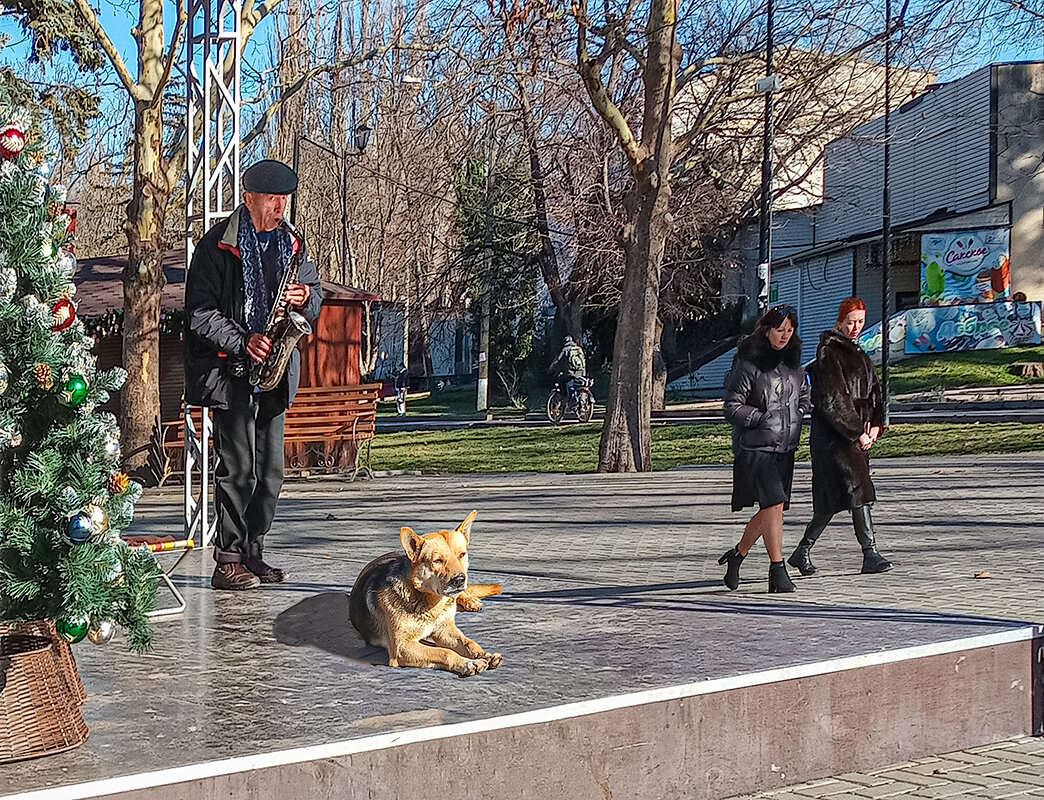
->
<box><xmin>0</xmin><ymin>0</ymin><xmax>1040</xmax><ymax>138</ymax></box>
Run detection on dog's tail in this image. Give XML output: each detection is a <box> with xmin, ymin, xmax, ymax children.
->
<box><xmin>466</xmin><ymin>583</ymin><xmax>503</xmax><ymax>599</ymax></box>
<box><xmin>456</xmin><ymin>583</ymin><xmax>503</xmax><ymax>613</ymax></box>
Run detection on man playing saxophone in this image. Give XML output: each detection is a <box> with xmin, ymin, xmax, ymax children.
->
<box><xmin>184</xmin><ymin>159</ymin><xmax>323</xmax><ymax>590</ymax></box>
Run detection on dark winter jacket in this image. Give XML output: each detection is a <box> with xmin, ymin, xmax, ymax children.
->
<box><xmin>808</xmin><ymin>329</ymin><xmax>884</xmax><ymax>514</ymax></box>
<box><xmin>723</xmin><ymin>331</ymin><xmax>809</xmax><ymax>455</ymax></box>
<box><xmin>184</xmin><ymin>206</ymin><xmax>323</xmax><ymax>410</ymax></box>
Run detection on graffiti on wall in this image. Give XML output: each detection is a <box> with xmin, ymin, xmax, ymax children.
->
<box><xmin>905</xmin><ymin>301</ymin><xmax>1041</xmax><ymax>354</ymax></box>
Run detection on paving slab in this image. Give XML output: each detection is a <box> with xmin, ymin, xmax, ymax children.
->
<box><xmin>1</xmin><ymin>453</ymin><xmax>1040</xmax><ymax>799</ymax></box>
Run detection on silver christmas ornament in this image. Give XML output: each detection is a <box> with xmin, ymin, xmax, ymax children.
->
<box><xmin>87</xmin><ymin>619</ymin><xmax>115</xmax><ymax>645</ymax></box>
<box><xmin>104</xmin><ymin>434</ymin><xmax>121</xmax><ymax>462</ymax></box>
<box><xmin>0</xmin><ymin>361</ymin><xmax>7</xmax><ymax>393</ymax></box>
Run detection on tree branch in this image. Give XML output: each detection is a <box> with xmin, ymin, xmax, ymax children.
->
<box><xmin>72</xmin><ymin>0</ymin><xmax>146</xmax><ymax>101</ymax></box>
<box><xmin>576</xmin><ymin>1</ymin><xmax>641</xmax><ymax>164</ymax></box>
<box><xmin>152</xmin><ymin>7</ymin><xmax>187</xmax><ymax>108</ymax></box>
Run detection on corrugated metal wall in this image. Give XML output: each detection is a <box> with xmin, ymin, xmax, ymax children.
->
<box><xmin>819</xmin><ymin>66</ymin><xmax>993</xmax><ymax>243</ymax></box>
<box><xmin>774</xmin><ymin>250</ymin><xmax>855</xmax><ymax>364</ymax></box>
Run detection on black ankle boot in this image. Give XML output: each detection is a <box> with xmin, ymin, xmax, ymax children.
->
<box><xmin>787</xmin><ymin>512</ymin><xmax>832</xmax><ymax>576</ymax></box>
<box><xmin>768</xmin><ymin>561</ymin><xmax>796</xmax><ymax>593</ymax></box>
<box><xmin>787</xmin><ymin>541</ymin><xmax>816</xmax><ymax>576</ymax></box>
<box><xmin>852</xmin><ymin>506</ymin><xmax>892</xmax><ymax>574</ymax></box>
<box><xmin>718</xmin><ymin>546</ymin><xmax>745</xmax><ymax>591</ymax></box>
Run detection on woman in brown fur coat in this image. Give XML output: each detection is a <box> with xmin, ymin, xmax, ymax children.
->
<box><xmin>787</xmin><ymin>297</ymin><xmax>892</xmax><ymax>576</ymax></box>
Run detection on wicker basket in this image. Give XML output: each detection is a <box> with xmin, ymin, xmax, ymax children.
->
<box><xmin>0</xmin><ymin>620</ymin><xmax>87</xmax><ymax>706</ymax></box>
<box><xmin>0</xmin><ymin>633</ymin><xmax>90</xmax><ymax>763</ymax></box>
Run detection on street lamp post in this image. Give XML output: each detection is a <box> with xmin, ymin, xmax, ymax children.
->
<box><xmin>289</xmin><ymin>122</ymin><xmax>373</xmax><ymax>284</ymax></box>
<box><xmin>755</xmin><ymin>0</ymin><xmax>780</xmax><ymax>315</ymax></box>
<box><xmin>881</xmin><ymin>0</ymin><xmax>892</xmax><ymax>427</ymax></box>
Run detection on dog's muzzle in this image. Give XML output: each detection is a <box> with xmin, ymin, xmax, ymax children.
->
<box><xmin>446</xmin><ymin>573</ymin><xmax>467</xmax><ymax>596</ymax></box>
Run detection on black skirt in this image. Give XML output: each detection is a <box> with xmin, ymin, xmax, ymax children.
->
<box><xmin>731</xmin><ymin>450</ymin><xmax>796</xmax><ymax>512</ymax></box>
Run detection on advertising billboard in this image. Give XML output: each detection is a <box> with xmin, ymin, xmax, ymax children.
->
<box><xmin>919</xmin><ymin>228</ymin><xmax>1010</xmax><ymax>306</ymax></box>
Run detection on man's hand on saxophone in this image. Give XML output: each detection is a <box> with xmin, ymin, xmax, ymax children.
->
<box><xmin>246</xmin><ymin>333</ymin><xmax>273</xmax><ymax>363</ymax></box>
<box><xmin>282</xmin><ymin>283</ymin><xmax>311</xmax><ymax>308</ymax></box>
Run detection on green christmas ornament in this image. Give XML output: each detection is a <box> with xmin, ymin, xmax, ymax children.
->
<box><xmin>59</xmin><ymin>374</ymin><xmax>89</xmax><ymax>407</ymax></box>
<box><xmin>56</xmin><ymin>617</ymin><xmax>89</xmax><ymax>643</ymax></box>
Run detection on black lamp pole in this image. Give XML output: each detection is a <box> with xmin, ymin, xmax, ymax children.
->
<box><xmin>881</xmin><ymin>0</ymin><xmax>892</xmax><ymax>426</ymax></box>
<box><xmin>757</xmin><ymin>0</ymin><xmax>775</xmax><ymax>314</ymax></box>
<box><xmin>288</xmin><ymin>127</ymin><xmax>371</xmax><ymax>279</ymax></box>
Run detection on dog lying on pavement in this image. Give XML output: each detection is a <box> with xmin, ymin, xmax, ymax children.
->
<box><xmin>348</xmin><ymin>511</ymin><xmax>503</xmax><ymax>677</ymax></box>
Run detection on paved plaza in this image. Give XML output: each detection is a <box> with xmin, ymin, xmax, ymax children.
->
<box><xmin>196</xmin><ymin>453</ymin><xmax>1041</xmax><ymax>798</ymax></box>
<box><xmin>6</xmin><ymin>452</ymin><xmax>1038</xmax><ymax>798</ymax></box>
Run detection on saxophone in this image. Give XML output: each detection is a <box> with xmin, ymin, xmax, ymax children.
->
<box><xmin>248</xmin><ymin>219</ymin><xmax>313</xmax><ymax>392</ymax></box>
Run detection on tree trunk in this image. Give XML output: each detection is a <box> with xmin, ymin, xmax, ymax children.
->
<box><xmin>652</xmin><ymin>316</ymin><xmax>667</xmax><ymax>411</ymax></box>
<box><xmin>597</xmin><ymin>170</ymin><xmax>671</xmax><ymax>471</ymax></box>
<box><xmin>121</xmin><ymin>101</ymin><xmax>167</xmax><ymax>476</ymax></box>
<box><xmin>120</xmin><ymin>3</ymin><xmax>168</xmax><ymax>479</ymax></box>
<box><xmin>519</xmin><ymin>82</ymin><xmax>583</xmax><ymax>344</ymax></box>
<box><xmin>593</xmin><ymin>0</ymin><xmax>680</xmax><ymax>472</ymax></box>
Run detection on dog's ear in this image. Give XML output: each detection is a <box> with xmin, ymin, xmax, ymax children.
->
<box><xmin>457</xmin><ymin>511</ymin><xmax>477</xmax><ymax>544</ymax></box>
<box><xmin>400</xmin><ymin>527</ymin><xmax>425</xmax><ymax>562</ymax></box>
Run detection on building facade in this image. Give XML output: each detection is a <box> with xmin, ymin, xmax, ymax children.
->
<box><xmin>693</xmin><ymin>61</ymin><xmax>1043</xmax><ymax>385</ymax></box>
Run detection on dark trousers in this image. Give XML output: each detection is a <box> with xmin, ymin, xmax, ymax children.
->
<box><xmin>212</xmin><ymin>389</ymin><xmax>285</xmax><ymax>563</ymax></box>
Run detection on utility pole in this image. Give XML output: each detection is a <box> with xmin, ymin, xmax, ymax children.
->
<box><xmin>881</xmin><ymin>0</ymin><xmax>893</xmax><ymax>426</ymax></box>
<box><xmin>476</xmin><ymin>129</ymin><xmax>493</xmax><ymax>416</ymax></box>
<box><xmin>756</xmin><ymin>0</ymin><xmax>777</xmax><ymax>314</ymax></box>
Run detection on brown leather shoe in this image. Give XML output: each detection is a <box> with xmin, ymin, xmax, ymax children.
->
<box><xmin>244</xmin><ymin>560</ymin><xmax>286</xmax><ymax>583</ymax></box>
<box><xmin>244</xmin><ymin>544</ymin><xmax>286</xmax><ymax>584</ymax></box>
<box><xmin>211</xmin><ymin>562</ymin><xmax>261</xmax><ymax>590</ymax></box>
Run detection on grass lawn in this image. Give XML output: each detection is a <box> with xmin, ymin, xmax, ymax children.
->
<box><xmin>371</xmin><ymin>422</ymin><xmax>1044</xmax><ymax>474</ymax></box>
<box><xmin>377</xmin><ymin>386</ymin><xmax>526</xmax><ymax>419</ymax></box>
<box><xmin>886</xmin><ymin>344</ymin><xmax>1044</xmax><ymax>395</ymax></box>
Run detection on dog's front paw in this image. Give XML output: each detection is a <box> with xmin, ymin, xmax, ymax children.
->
<box><xmin>456</xmin><ymin>596</ymin><xmax>483</xmax><ymax>613</ymax></box>
<box><xmin>483</xmin><ymin>652</ymin><xmax>503</xmax><ymax>669</ymax></box>
<box><xmin>457</xmin><ymin>657</ymin><xmax>490</xmax><ymax>678</ymax></box>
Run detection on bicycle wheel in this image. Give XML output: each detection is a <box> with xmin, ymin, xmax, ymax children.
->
<box><xmin>577</xmin><ymin>391</ymin><xmax>595</xmax><ymax>423</ymax></box>
<box><xmin>546</xmin><ymin>390</ymin><xmax>565</xmax><ymax>424</ymax></box>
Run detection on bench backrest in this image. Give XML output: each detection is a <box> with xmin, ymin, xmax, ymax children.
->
<box><xmin>164</xmin><ymin>383</ymin><xmax>382</xmax><ymax>444</ymax></box>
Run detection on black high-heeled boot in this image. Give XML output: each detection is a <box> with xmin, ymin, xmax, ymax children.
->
<box><xmin>717</xmin><ymin>546</ymin><xmax>745</xmax><ymax>590</ymax></box>
<box><xmin>787</xmin><ymin>512</ymin><xmax>833</xmax><ymax>576</ymax></box>
<box><xmin>852</xmin><ymin>505</ymin><xmax>892</xmax><ymax>574</ymax></box>
<box><xmin>768</xmin><ymin>561</ymin><xmax>796</xmax><ymax>593</ymax></box>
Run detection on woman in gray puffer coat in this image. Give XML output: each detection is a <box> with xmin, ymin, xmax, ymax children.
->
<box><xmin>719</xmin><ymin>304</ymin><xmax>810</xmax><ymax>593</ymax></box>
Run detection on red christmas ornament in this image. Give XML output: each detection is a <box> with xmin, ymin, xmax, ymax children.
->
<box><xmin>0</xmin><ymin>123</ymin><xmax>26</xmax><ymax>160</ymax></box>
<box><xmin>51</xmin><ymin>298</ymin><xmax>76</xmax><ymax>331</ymax></box>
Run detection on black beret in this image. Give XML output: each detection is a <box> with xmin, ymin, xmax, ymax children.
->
<box><xmin>242</xmin><ymin>160</ymin><xmax>298</xmax><ymax>194</ymax></box>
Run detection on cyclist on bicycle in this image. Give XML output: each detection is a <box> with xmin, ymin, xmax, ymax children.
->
<box><xmin>550</xmin><ymin>335</ymin><xmax>587</xmax><ymax>408</ymax></box>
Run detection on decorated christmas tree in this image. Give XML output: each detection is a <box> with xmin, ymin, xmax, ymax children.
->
<box><xmin>0</xmin><ymin>96</ymin><xmax>160</xmax><ymax>651</ymax></box>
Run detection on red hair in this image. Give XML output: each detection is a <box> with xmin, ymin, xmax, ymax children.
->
<box><xmin>835</xmin><ymin>297</ymin><xmax>867</xmax><ymax>326</ymax></box>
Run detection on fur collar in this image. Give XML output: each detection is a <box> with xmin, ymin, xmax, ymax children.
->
<box><xmin>819</xmin><ymin>328</ymin><xmax>863</xmax><ymax>354</ymax></box>
<box><xmin>737</xmin><ymin>330</ymin><xmax>802</xmax><ymax>371</ymax></box>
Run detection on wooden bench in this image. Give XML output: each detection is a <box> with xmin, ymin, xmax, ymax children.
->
<box><xmin>162</xmin><ymin>383</ymin><xmax>381</xmax><ymax>480</ymax></box>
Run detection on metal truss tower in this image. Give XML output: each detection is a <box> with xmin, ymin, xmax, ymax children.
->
<box><xmin>184</xmin><ymin>0</ymin><xmax>241</xmax><ymax>545</ymax></box>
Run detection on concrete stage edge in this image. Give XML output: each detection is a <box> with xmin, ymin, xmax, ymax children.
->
<box><xmin>14</xmin><ymin>627</ymin><xmax>1043</xmax><ymax>800</ymax></box>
